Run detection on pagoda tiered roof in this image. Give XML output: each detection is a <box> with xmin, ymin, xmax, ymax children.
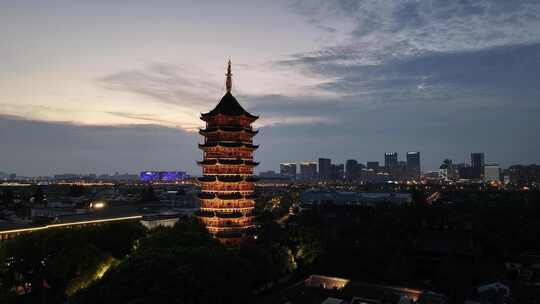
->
<box><xmin>198</xmin><ymin>175</ymin><xmax>257</xmax><ymax>183</ymax></box>
<box><xmin>195</xmin><ymin>210</ymin><xmax>255</xmax><ymax>219</ymax></box>
<box><xmin>197</xmin><ymin>159</ymin><xmax>259</xmax><ymax>166</ymax></box>
<box><xmin>199</xmin><ymin>126</ymin><xmax>258</xmax><ymax>135</ymax></box>
<box><xmin>201</xmin><ymin>92</ymin><xmax>258</xmax><ymax>120</ymax></box>
<box><xmin>198</xmin><ymin>142</ymin><xmax>258</xmax><ymax>150</ymax></box>
<box><xmin>197</xmin><ymin>192</ymin><xmax>254</xmax><ymax>200</ymax></box>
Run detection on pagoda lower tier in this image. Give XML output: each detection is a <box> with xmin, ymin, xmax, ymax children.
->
<box><xmin>196</xmin><ymin>158</ymin><xmax>258</xmax><ymax>243</ymax></box>
<box><xmin>199</xmin><ymin>198</ymin><xmax>255</xmax><ymax>210</ymax></box>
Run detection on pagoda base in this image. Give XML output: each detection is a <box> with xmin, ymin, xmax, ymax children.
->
<box><xmin>213</xmin><ymin>228</ymin><xmax>257</xmax><ymax>246</ymax></box>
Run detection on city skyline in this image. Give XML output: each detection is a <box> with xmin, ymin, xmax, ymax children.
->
<box><xmin>0</xmin><ymin>151</ymin><xmax>497</xmax><ymax>178</ymax></box>
<box><xmin>2</xmin><ymin>1</ymin><xmax>540</xmax><ymax>176</ymax></box>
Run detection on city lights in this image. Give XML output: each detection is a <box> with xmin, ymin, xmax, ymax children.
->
<box><xmin>90</xmin><ymin>201</ymin><xmax>105</xmax><ymax>209</ymax></box>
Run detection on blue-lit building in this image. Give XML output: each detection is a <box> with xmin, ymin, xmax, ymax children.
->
<box><xmin>140</xmin><ymin>171</ymin><xmax>189</xmax><ymax>182</ymax></box>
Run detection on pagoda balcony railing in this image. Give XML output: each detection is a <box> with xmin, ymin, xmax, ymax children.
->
<box><xmin>216</xmin><ymin>211</ymin><xmax>254</xmax><ymax>218</ymax></box>
<box><xmin>195</xmin><ymin>210</ymin><xmax>255</xmax><ymax>218</ymax></box>
<box><xmin>197</xmin><ymin>192</ymin><xmax>257</xmax><ymax>206</ymax></box>
<box><xmin>199</xmin><ymin>195</ymin><xmax>255</xmax><ymax>201</ymax></box>
<box><xmin>198</xmin><ymin>159</ymin><xmax>259</xmax><ymax>167</ymax></box>
<box><xmin>201</xmin><ymin>191</ymin><xmax>255</xmax><ymax>197</ymax></box>
<box><xmin>201</xmin><ymin>184</ymin><xmax>255</xmax><ymax>192</ymax></box>
<box><xmin>198</xmin><ymin>175</ymin><xmax>255</xmax><ymax>183</ymax></box>
<box><xmin>204</xmin><ymin>133</ymin><xmax>254</xmax><ymax>142</ymax></box>
<box><xmin>206</xmin><ymin>224</ymin><xmax>256</xmax><ymax>233</ymax></box>
<box><xmin>203</xmin><ymin>167</ymin><xmax>253</xmax><ymax>175</ymax></box>
<box><xmin>202</xmin><ymin>125</ymin><xmax>253</xmax><ymax>131</ymax></box>
<box><xmin>196</xmin><ymin>210</ymin><xmax>245</xmax><ymax>218</ymax></box>
<box><xmin>199</xmin><ymin>142</ymin><xmax>258</xmax><ymax>151</ymax></box>
<box><xmin>200</xmin><ymin>201</ymin><xmax>255</xmax><ymax>209</ymax></box>
<box><xmin>200</xmin><ymin>163</ymin><xmax>258</xmax><ymax>169</ymax></box>
<box><xmin>200</xmin><ymin>207</ymin><xmax>254</xmax><ymax>212</ymax></box>
<box><xmin>198</xmin><ymin>192</ymin><xmax>247</xmax><ymax>200</ymax></box>
<box><xmin>204</xmin><ymin>151</ymin><xmax>253</xmax><ymax>159</ymax></box>
<box><xmin>205</xmin><ymin>115</ymin><xmax>255</xmax><ymax>126</ymax></box>
<box><xmin>201</xmin><ymin>218</ymin><xmax>253</xmax><ymax>227</ymax></box>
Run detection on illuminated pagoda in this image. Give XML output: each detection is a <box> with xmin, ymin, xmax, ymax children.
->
<box><xmin>197</xmin><ymin>60</ymin><xmax>258</xmax><ymax>244</ymax></box>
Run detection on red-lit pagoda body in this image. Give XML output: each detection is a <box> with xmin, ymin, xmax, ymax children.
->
<box><xmin>197</xmin><ymin>61</ymin><xmax>258</xmax><ymax>244</ymax></box>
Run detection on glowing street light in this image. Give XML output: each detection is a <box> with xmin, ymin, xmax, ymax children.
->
<box><xmin>90</xmin><ymin>201</ymin><xmax>105</xmax><ymax>209</ymax></box>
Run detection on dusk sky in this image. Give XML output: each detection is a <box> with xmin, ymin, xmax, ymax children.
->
<box><xmin>1</xmin><ymin>0</ymin><xmax>540</xmax><ymax>176</ymax></box>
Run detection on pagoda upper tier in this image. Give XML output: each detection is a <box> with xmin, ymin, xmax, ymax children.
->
<box><xmin>201</xmin><ymin>91</ymin><xmax>258</xmax><ymax>121</ymax></box>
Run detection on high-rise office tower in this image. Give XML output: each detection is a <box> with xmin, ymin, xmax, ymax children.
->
<box><xmin>346</xmin><ymin>159</ymin><xmax>359</xmax><ymax>181</ymax></box>
<box><xmin>330</xmin><ymin>163</ymin><xmax>345</xmax><ymax>180</ymax></box>
<box><xmin>384</xmin><ymin>152</ymin><xmax>398</xmax><ymax>171</ymax></box>
<box><xmin>300</xmin><ymin>162</ymin><xmax>318</xmax><ymax>181</ymax></box>
<box><xmin>318</xmin><ymin>158</ymin><xmax>331</xmax><ymax>181</ymax></box>
<box><xmin>471</xmin><ymin>153</ymin><xmax>485</xmax><ymax>179</ymax></box>
<box><xmin>384</xmin><ymin>152</ymin><xmax>397</xmax><ymax>169</ymax></box>
<box><xmin>406</xmin><ymin>152</ymin><xmax>421</xmax><ymax>179</ymax></box>
<box><xmin>280</xmin><ymin>163</ymin><xmax>297</xmax><ymax>180</ymax></box>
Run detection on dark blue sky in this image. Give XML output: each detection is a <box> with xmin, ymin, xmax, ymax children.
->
<box><xmin>1</xmin><ymin>1</ymin><xmax>539</xmax><ymax>176</ymax></box>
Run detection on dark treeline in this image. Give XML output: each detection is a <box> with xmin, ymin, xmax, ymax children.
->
<box><xmin>298</xmin><ymin>190</ymin><xmax>540</xmax><ymax>303</ymax></box>
<box><xmin>73</xmin><ymin>216</ymin><xmax>321</xmax><ymax>303</ymax></box>
<box><xmin>0</xmin><ymin>212</ymin><xmax>322</xmax><ymax>303</ymax></box>
<box><xmin>0</xmin><ymin>221</ymin><xmax>146</xmax><ymax>303</ymax></box>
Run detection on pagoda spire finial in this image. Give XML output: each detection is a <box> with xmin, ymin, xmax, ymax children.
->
<box><xmin>225</xmin><ymin>59</ymin><xmax>232</xmax><ymax>93</ymax></box>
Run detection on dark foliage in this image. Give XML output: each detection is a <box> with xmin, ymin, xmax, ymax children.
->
<box><xmin>0</xmin><ymin>221</ymin><xmax>146</xmax><ymax>303</ymax></box>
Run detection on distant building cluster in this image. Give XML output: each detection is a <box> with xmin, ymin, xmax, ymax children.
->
<box><xmin>437</xmin><ymin>153</ymin><xmax>504</xmax><ymax>184</ymax></box>
<box><xmin>139</xmin><ymin>171</ymin><xmax>189</xmax><ymax>183</ymax></box>
<box><xmin>257</xmin><ymin>152</ymin><xmax>538</xmax><ymax>188</ymax></box>
<box><xmin>0</xmin><ymin>182</ymin><xmax>199</xmax><ymax>241</ymax></box>
<box><xmin>505</xmin><ymin>164</ymin><xmax>540</xmax><ymax>187</ymax></box>
<box><xmin>259</xmin><ymin>152</ymin><xmax>423</xmax><ymax>183</ymax></box>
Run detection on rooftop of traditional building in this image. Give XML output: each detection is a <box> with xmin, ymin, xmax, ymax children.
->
<box><xmin>201</xmin><ymin>92</ymin><xmax>258</xmax><ymax>119</ymax></box>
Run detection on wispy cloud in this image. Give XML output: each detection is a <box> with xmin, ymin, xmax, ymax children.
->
<box><xmin>291</xmin><ymin>0</ymin><xmax>540</xmax><ymax>65</ymax></box>
<box><xmin>99</xmin><ymin>63</ymin><xmax>219</xmax><ymax>110</ymax></box>
<box><xmin>279</xmin><ymin>1</ymin><xmax>540</xmax><ymax>108</ymax></box>
<box><xmin>258</xmin><ymin>115</ymin><xmax>334</xmax><ymax>127</ymax></box>
<box><xmin>105</xmin><ymin>111</ymin><xmax>200</xmax><ymax>131</ymax></box>
<box><xmin>99</xmin><ymin>64</ymin><xmax>341</xmax><ymax>129</ymax></box>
